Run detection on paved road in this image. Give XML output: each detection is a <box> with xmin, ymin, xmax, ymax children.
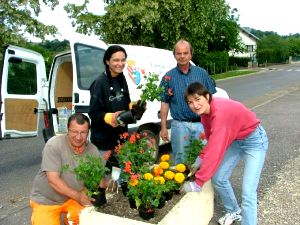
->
<box><xmin>1</xmin><ymin>63</ymin><xmax>300</xmax><ymax>224</ymax></box>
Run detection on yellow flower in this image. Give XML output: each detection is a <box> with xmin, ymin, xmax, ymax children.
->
<box><xmin>154</xmin><ymin>176</ymin><xmax>165</xmax><ymax>184</ymax></box>
<box><xmin>174</xmin><ymin>172</ymin><xmax>185</xmax><ymax>184</ymax></box>
<box><xmin>144</xmin><ymin>173</ymin><xmax>154</xmax><ymax>180</ymax></box>
<box><xmin>159</xmin><ymin>161</ymin><xmax>169</xmax><ymax>170</ymax></box>
<box><xmin>175</xmin><ymin>163</ymin><xmax>186</xmax><ymax>173</ymax></box>
<box><xmin>160</xmin><ymin>154</ymin><xmax>170</xmax><ymax>162</ymax></box>
<box><xmin>164</xmin><ymin>170</ymin><xmax>175</xmax><ymax>180</ymax></box>
<box><xmin>129</xmin><ymin>179</ymin><xmax>139</xmax><ymax>186</ymax></box>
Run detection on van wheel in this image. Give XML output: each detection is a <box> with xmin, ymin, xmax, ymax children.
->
<box><xmin>139</xmin><ymin>130</ymin><xmax>159</xmax><ymax>161</ymax></box>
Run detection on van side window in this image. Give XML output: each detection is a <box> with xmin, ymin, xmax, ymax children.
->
<box><xmin>74</xmin><ymin>44</ymin><xmax>106</xmax><ymax>90</ymax></box>
<box><xmin>7</xmin><ymin>59</ymin><xmax>37</xmax><ymax>95</ymax></box>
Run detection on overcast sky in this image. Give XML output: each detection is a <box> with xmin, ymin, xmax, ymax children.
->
<box><xmin>29</xmin><ymin>0</ymin><xmax>300</xmax><ymax>41</ymax></box>
<box><xmin>226</xmin><ymin>0</ymin><xmax>300</xmax><ymax>35</ymax></box>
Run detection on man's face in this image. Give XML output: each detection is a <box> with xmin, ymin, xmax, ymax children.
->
<box><xmin>174</xmin><ymin>43</ymin><xmax>192</xmax><ymax>67</ymax></box>
<box><xmin>67</xmin><ymin>120</ymin><xmax>89</xmax><ymax>149</ymax></box>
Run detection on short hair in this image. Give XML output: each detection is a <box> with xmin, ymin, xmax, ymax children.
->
<box><xmin>173</xmin><ymin>39</ymin><xmax>193</xmax><ymax>56</ymax></box>
<box><xmin>67</xmin><ymin>113</ymin><xmax>90</xmax><ymax>129</ymax></box>
<box><xmin>103</xmin><ymin>45</ymin><xmax>127</xmax><ymax>67</ymax></box>
<box><xmin>185</xmin><ymin>82</ymin><xmax>212</xmax><ymax>103</ymax></box>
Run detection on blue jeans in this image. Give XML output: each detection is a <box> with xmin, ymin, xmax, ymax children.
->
<box><xmin>171</xmin><ymin>120</ymin><xmax>205</xmax><ymax>165</ymax></box>
<box><xmin>212</xmin><ymin>124</ymin><xmax>268</xmax><ymax>225</ymax></box>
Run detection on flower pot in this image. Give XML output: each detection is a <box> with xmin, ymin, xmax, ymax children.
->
<box><xmin>138</xmin><ymin>204</ymin><xmax>155</xmax><ymax>220</ymax></box>
<box><xmin>164</xmin><ymin>191</ymin><xmax>174</xmax><ymax>201</ymax></box>
<box><xmin>128</xmin><ymin>197</ymin><xmax>137</xmax><ymax>209</ymax></box>
<box><xmin>117</xmin><ymin>110</ymin><xmax>136</xmax><ymax>124</ymax></box>
<box><xmin>91</xmin><ymin>187</ymin><xmax>107</xmax><ymax>207</ymax></box>
<box><xmin>157</xmin><ymin>196</ymin><xmax>166</xmax><ymax>209</ymax></box>
<box><xmin>120</xmin><ymin>182</ymin><xmax>129</xmax><ymax>196</ymax></box>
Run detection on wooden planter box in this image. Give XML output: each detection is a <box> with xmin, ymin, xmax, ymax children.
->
<box><xmin>80</xmin><ymin>180</ymin><xmax>214</xmax><ymax>225</ymax></box>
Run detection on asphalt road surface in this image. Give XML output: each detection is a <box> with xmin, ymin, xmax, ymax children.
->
<box><xmin>1</xmin><ymin>63</ymin><xmax>300</xmax><ymax>224</ymax></box>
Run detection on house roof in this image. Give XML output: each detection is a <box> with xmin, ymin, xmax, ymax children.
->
<box><xmin>239</xmin><ymin>27</ymin><xmax>260</xmax><ymax>41</ymax></box>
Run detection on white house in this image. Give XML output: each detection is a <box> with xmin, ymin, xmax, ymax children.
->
<box><xmin>230</xmin><ymin>27</ymin><xmax>260</xmax><ymax>60</ymax></box>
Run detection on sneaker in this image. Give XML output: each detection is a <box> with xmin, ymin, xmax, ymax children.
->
<box><xmin>218</xmin><ymin>210</ymin><xmax>242</xmax><ymax>225</ymax></box>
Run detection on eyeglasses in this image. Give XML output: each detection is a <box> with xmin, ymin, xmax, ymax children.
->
<box><xmin>68</xmin><ymin>129</ymin><xmax>89</xmax><ymax>137</ymax></box>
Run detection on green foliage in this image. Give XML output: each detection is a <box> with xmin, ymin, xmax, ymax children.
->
<box><xmin>137</xmin><ymin>73</ymin><xmax>165</xmax><ymax>104</ymax></box>
<box><xmin>62</xmin><ymin>154</ymin><xmax>108</xmax><ymax>197</ymax></box>
<box><xmin>199</xmin><ymin>51</ymin><xmax>229</xmax><ymax>75</ymax></box>
<box><xmin>184</xmin><ymin>134</ymin><xmax>206</xmax><ymax>167</ymax></box>
<box><xmin>64</xmin><ymin>0</ymin><xmax>240</xmax><ymax>66</ymax></box>
<box><xmin>256</xmin><ymin>35</ymin><xmax>290</xmax><ymax>64</ymax></box>
<box><xmin>0</xmin><ymin>0</ymin><xmax>58</xmax><ymax>47</ymax></box>
<box><xmin>229</xmin><ymin>56</ymin><xmax>251</xmax><ymax>68</ymax></box>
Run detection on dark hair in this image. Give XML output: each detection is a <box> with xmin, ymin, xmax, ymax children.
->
<box><xmin>185</xmin><ymin>82</ymin><xmax>212</xmax><ymax>103</ymax></box>
<box><xmin>173</xmin><ymin>39</ymin><xmax>193</xmax><ymax>56</ymax></box>
<box><xmin>67</xmin><ymin>113</ymin><xmax>90</xmax><ymax>129</ymax></box>
<box><xmin>103</xmin><ymin>45</ymin><xmax>127</xmax><ymax>68</ymax></box>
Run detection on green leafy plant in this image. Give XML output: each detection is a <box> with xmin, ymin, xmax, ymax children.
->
<box><xmin>184</xmin><ymin>132</ymin><xmax>206</xmax><ymax>167</ymax></box>
<box><xmin>115</xmin><ymin>132</ymin><xmax>157</xmax><ymax>183</ymax></box>
<box><xmin>137</xmin><ymin>72</ymin><xmax>165</xmax><ymax>106</ymax></box>
<box><xmin>62</xmin><ymin>154</ymin><xmax>109</xmax><ymax>197</ymax></box>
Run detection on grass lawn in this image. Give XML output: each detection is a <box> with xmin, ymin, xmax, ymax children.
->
<box><xmin>212</xmin><ymin>69</ymin><xmax>260</xmax><ymax>80</ymax></box>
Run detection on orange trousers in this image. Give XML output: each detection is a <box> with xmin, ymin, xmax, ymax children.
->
<box><xmin>30</xmin><ymin>199</ymin><xmax>85</xmax><ymax>225</ymax></box>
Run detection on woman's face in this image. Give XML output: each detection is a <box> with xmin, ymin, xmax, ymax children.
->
<box><xmin>186</xmin><ymin>93</ymin><xmax>210</xmax><ymax>115</ymax></box>
<box><xmin>106</xmin><ymin>51</ymin><xmax>126</xmax><ymax>77</ymax></box>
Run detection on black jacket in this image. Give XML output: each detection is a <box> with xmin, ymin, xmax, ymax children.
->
<box><xmin>89</xmin><ymin>71</ymin><xmax>131</xmax><ymax>150</ymax></box>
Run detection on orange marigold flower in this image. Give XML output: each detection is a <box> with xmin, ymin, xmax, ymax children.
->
<box><xmin>130</xmin><ymin>174</ymin><xmax>140</xmax><ymax>181</ymax></box>
<box><xmin>120</xmin><ymin>132</ymin><xmax>129</xmax><ymax>139</ymax></box>
<box><xmin>129</xmin><ymin>179</ymin><xmax>139</xmax><ymax>186</ymax></box>
<box><xmin>160</xmin><ymin>154</ymin><xmax>170</xmax><ymax>162</ymax></box>
<box><xmin>175</xmin><ymin>164</ymin><xmax>186</xmax><ymax>173</ymax></box>
<box><xmin>159</xmin><ymin>161</ymin><xmax>169</xmax><ymax>170</ymax></box>
<box><xmin>144</xmin><ymin>173</ymin><xmax>154</xmax><ymax>180</ymax></box>
<box><xmin>199</xmin><ymin>132</ymin><xmax>206</xmax><ymax>140</ymax></box>
<box><xmin>174</xmin><ymin>172</ymin><xmax>185</xmax><ymax>184</ymax></box>
<box><xmin>154</xmin><ymin>176</ymin><xmax>165</xmax><ymax>184</ymax></box>
<box><xmin>164</xmin><ymin>170</ymin><xmax>175</xmax><ymax>180</ymax></box>
<box><xmin>153</xmin><ymin>165</ymin><xmax>164</xmax><ymax>176</ymax></box>
<box><xmin>167</xmin><ymin>88</ymin><xmax>173</xmax><ymax>96</ymax></box>
<box><xmin>103</xmin><ymin>150</ymin><xmax>112</xmax><ymax>161</ymax></box>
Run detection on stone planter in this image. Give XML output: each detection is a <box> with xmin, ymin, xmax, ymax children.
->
<box><xmin>80</xmin><ymin>180</ymin><xmax>214</xmax><ymax>225</ymax></box>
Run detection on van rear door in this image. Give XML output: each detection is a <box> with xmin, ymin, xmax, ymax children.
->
<box><xmin>0</xmin><ymin>45</ymin><xmax>47</xmax><ymax>139</ymax></box>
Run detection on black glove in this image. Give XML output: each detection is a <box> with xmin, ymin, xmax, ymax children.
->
<box><xmin>131</xmin><ymin>100</ymin><xmax>147</xmax><ymax>120</ymax></box>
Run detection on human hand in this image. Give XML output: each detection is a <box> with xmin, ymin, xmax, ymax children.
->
<box><xmin>104</xmin><ymin>112</ymin><xmax>123</xmax><ymax>127</ymax></box>
<box><xmin>160</xmin><ymin>128</ymin><xmax>169</xmax><ymax>143</ymax></box>
<box><xmin>180</xmin><ymin>181</ymin><xmax>202</xmax><ymax>193</ymax></box>
<box><xmin>77</xmin><ymin>191</ymin><xmax>93</xmax><ymax>206</ymax></box>
<box><xmin>190</xmin><ymin>156</ymin><xmax>202</xmax><ymax>175</ymax></box>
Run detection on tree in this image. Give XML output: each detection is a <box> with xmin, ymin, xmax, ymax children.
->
<box><xmin>64</xmin><ymin>0</ymin><xmax>240</xmax><ymax>65</ymax></box>
<box><xmin>0</xmin><ymin>0</ymin><xmax>58</xmax><ymax>47</ymax></box>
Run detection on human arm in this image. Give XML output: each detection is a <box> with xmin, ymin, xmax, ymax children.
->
<box><xmin>46</xmin><ymin>171</ymin><xmax>93</xmax><ymax>206</ymax></box>
<box><xmin>160</xmin><ymin>102</ymin><xmax>170</xmax><ymax>142</ymax></box>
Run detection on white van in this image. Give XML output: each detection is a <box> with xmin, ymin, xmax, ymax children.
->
<box><xmin>0</xmin><ymin>35</ymin><xmax>228</xmax><ymax>157</ymax></box>
<box><xmin>0</xmin><ymin>35</ymin><xmax>177</xmax><ymax>155</ymax></box>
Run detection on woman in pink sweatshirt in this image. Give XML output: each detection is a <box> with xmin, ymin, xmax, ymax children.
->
<box><xmin>182</xmin><ymin>82</ymin><xmax>268</xmax><ymax>225</ymax></box>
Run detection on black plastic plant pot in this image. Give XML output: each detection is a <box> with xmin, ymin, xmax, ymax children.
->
<box><xmin>92</xmin><ymin>188</ymin><xmax>107</xmax><ymax>207</ymax></box>
<box><xmin>120</xmin><ymin>182</ymin><xmax>129</xmax><ymax>196</ymax></box>
<box><xmin>117</xmin><ymin>110</ymin><xmax>136</xmax><ymax>124</ymax></box>
<box><xmin>138</xmin><ymin>204</ymin><xmax>155</xmax><ymax>220</ymax></box>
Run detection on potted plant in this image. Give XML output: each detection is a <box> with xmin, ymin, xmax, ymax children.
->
<box><xmin>62</xmin><ymin>154</ymin><xmax>109</xmax><ymax>207</ymax></box>
<box><xmin>184</xmin><ymin>132</ymin><xmax>206</xmax><ymax>169</ymax></box>
<box><xmin>117</xmin><ymin>72</ymin><xmax>167</xmax><ymax>124</ymax></box>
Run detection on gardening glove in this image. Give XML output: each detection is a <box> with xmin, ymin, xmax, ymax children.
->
<box><xmin>190</xmin><ymin>156</ymin><xmax>202</xmax><ymax>175</ymax></box>
<box><xmin>131</xmin><ymin>100</ymin><xmax>147</xmax><ymax>120</ymax></box>
<box><xmin>180</xmin><ymin>181</ymin><xmax>202</xmax><ymax>193</ymax></box>
<box><xmin>104</xmin><ymin>112</ymin><xmax>121</xmax><ymax>127</ymax></box>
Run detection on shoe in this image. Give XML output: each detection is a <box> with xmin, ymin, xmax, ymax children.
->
<box><xmin>218</xmin><ymin>210</ymin><xmax>242</xmax><ymax>225</ymax></box>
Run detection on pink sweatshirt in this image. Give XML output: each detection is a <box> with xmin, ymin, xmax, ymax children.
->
<box><xmin>195</xmin><ymin>97</ymin><xmax>260</xmax><ymax>187</ymax></box>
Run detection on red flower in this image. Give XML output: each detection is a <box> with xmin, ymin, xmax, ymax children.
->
<box><xmin>164</xmin><ymin>75</ymin><xmax>171</xmax><ymax>81</ymax></box>
<box><xmin>124</xmin><ymin>161</ymin><xmax>132</xmax><ymax>173</ymax></box>
<box><xmin>120</xmin><ymin>132</ymin><xmax>129</xmax><ymax>139</ymax></box>
<box><xmin>103</xmin><ymin>150</ymin><xmax>112</xmax><ymax>161</ymax></box>
<box><xmin>129</xmin><ymin>134</ymin><xmax>136</xmax><ymax>144</ymax></box>
<box><xmin>167</xmin><ymin>88</ymin><xmax>173</xmax><ymax>96</ymax></box>
<box><xmin>199</xmin><ymin>132</ymin><xmax>206</xmax><ymax>140</ymax></box>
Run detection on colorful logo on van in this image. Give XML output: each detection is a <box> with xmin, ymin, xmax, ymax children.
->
<box><xmin>127</xmin><ymin>60</ymin><xmax>145</xmax><ymax>85</ymax></box>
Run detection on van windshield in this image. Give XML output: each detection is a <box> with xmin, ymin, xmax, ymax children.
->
<box><xmin>74</xmin><ymin>43</ymin><xmax>106</xmax><ymax>90</ymax></box>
